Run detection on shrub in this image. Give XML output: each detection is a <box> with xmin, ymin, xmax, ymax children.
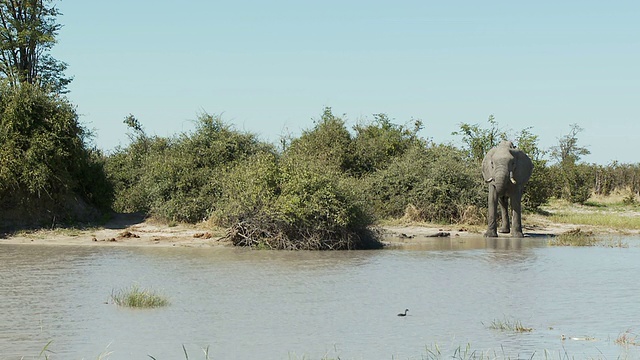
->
<box><xmin>349</xmin><ymin>113</ymin><xmax>423</xmax><ymax>176</ymax></box>
<box><xmin>209</xmin><ymin>151</ymin><xmax>281</xmax><ymax>225</ymax></box>
<box><xmin>363</xmin><ymin>143</ymin><xmax>485</xmax><ymax>223</ymax></box>
<box><xmin>0</xmin><ymin>83</ymin><xmax>112</xmax><ymax>228</ymax></box>
<box><xmin>284</xmin><ymin>107</ymin><xmax>353</xmax><ymax>173</ymax></box>
<box><xmin>549</xmin><ymin>163</ymin><xmax>593</xmax><ymax>204</ymax></box>
<box><xmin>216</xmin><ymin>153</ymin><xmax>379</xmax><ymax>250</ymax></box>
<box><xmin>522</xmin><ymin>159</ymin><xmax>553</xmax><ymax>210</ymax></box>
<box><xmin>105</xmin><ymin>113</ymin><xmax>270</xmax><ymax>223</ymax></box>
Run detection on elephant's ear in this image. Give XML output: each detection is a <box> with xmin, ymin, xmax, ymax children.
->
<box><xmin>482</xmin><ymin>147</ymin><xmax>496</xmax><ymax>182</ymax></box>
<box><xmin>512</xmin><ymin>149</ymin><xmax>534</xmax><ymax>184</ymax></box>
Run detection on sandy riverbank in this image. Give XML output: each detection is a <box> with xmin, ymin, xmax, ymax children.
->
<box><xmin>2</xmin><ymin>211</ymin><xmax>629</xmax><ymax>248</ymax></box>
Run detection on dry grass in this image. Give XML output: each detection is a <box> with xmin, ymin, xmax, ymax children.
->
<box><xmin>615</xmin><ymin>329</ymin><xmax>640</xmax><ymax>346</ymax></box>
<box><xmin>485</xmin><ymin>317</ymin><xmax>533</xmax><ymax>333</ymax></box>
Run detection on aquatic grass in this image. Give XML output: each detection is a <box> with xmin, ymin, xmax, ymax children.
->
<box><xmin>601</xmin><ymin>237</ymin><xmax>629</xmax><ymax>248</ymax></box>
<box><xmin>35</xmin><ymin>341</ymin><xmax>113</xmax><ymax>360</ymax></box>
<box><xmin>548</xmin><ymin>228</ymin><xmax>598</xmax><ymax>247</ymax></box>
<box><xmin>148</xmin><ymin>344</ymin><xmax>211</xmax><ymax>360</ymax></box>
<box><xmin>423</xmin><ymin>343</ymin><xmax>495</xmax><ymax>359</ymax></box>
<box><xmin>111</xmin><ymin>285</ymin><xmax>169</xmax><ymax>308</ymax></box>
<box><xmin>615</xmin><ymin>329</ymin><xmax>640</xmax><ymax>346</ymax></box>
<box><xmin>485</xmin><ymin>317</ymin><xmax>533</xmax><ymax>333</ymax></box>
<box><xmin>37</xmin><ymin>340</ymin><xmax>54</xmax><ymax>360</ymax></box>
<box><xmin>27</xmin><ymin>342</ymin><xmax>629</xmax><ymax>360</ymax></box>
<box><xmin>422</xmin><ymin>343</ymin><xmax>549</xmax><ymax>359</ymax></box>
<box><xmin>287</xmin><ymin>344</ymin><xmax>342</xmax><ymax>360</ymax></box>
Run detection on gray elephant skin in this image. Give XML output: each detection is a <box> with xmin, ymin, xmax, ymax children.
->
<box><xmin>482</xmin><ymin>141</ymin><xmax>533</xmax><ymax>238</ymax></box>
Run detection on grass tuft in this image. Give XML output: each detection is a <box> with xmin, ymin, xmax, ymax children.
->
<box><xmin>548</xmin><ymin>228</ymin><xmax>598</xmax><ymax>247</ymax></box>
<box><xmin>485</xmin><ymin>317</ymin><xmax>533</xmax><ymax>333</ymax></box>
<box><xmin>615</xmin><ymin>329</ymin><xmax>640</xmax><ymax>346</ymax></box>
<box><xmin>111</xmin><ymin>285</ymin><xmax>169</xmax><ymax>308</ymax></box>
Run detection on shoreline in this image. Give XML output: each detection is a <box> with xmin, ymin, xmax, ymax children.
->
<box><xmin>2</xmin><ymin>212</ymin><xmax>634</xmax><ymax>248</ymax></box>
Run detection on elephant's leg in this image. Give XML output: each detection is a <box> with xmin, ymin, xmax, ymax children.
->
<box><xmin>510</xmin><ymin>191</ymin><xmax>524</xmax><ymax>238</ymax></box>
<box><xmin>484</xmin><ymin>185</ymin><xmax>498</xmax><ymax>237</ymax></box>
<box><xmin>498</xmin><ymin>195</ymin><xmax>510</xmax><ymax>233</ymax></box>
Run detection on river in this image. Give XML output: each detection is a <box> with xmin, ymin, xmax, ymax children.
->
<box><xmin>1</xmin><ymin>236</ymin><xmax>639</xmax><ymax>359</ymax></box>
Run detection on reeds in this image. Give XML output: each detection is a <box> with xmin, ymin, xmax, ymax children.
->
<box><xmin>615</xmin><ymin>329</ymin><xmax>640</xmax><ymax>346</ymax></box>
<box><xmin>485</xmin><ymin>317</ymin><xmax>533</xmax><ymax>333</ymax></box>
<box><xmin>111</xmin><ymin>285</ymin><xmax>169</xmax><ymax>308</ymax></box>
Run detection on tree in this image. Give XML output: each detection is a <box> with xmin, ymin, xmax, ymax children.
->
<box><xmin>0</xmin><ymin>83</ymin><xmax>112</xmax><ymax>227</ymax></box>
<box><xmin>453</xmin><ymin>115</ymin><xmax>507</xmax><ymax>163</ymax></box>
<box><xmin>549</xmin><ymin>124</ymin><xmax>592</xmax><ymax>203</ymax></box>
<box><xmin>550</xmin><ymin>123</ymin><xmax>590</xmax><ymax>165</ymax></box>
<box><xmin>514</xmin><ymin>127</ymin><xmax>552</xmax><ymax>209</ymax></box>
<box><xmin>0</xmin><ymin>0</ymin><xmax>71</xmax><ymax>92</ymax></box>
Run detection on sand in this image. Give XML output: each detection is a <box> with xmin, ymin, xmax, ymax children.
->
<box><xmin>3</xmin><ymin>210</ymin><xmax>627</xmax><ymax>248</ymax></box>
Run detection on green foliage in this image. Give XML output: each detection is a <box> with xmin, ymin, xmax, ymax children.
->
<box><xmin>0</xmin><ymin>0</ymin><xmax>71</xmax><ymax>93</ymax></box>
<box><xmin>453</xmin><ymin>117</ymin><xmax>552</xmax><ymax>211</ymax></box>
<box><xmin>363</xmin><ymin>143</ymin><xmax>485</xmax><ymax>223</ymax></box>
<box><xmin>453</xmin><ymin>115</ymin><xmax>507</xmax><ymax>163</ymax></box>
<box><xmin>549</xmin><ymin>163</ymin><xmax>593</xmax><ymax>204</ymax></box>
<box><xmin>593</xmin><ymin>161</ymin><xmax>640</xmax><ymax>196</ymax></box>
<box><xmin>106</xmin><ymin>113</ymin><xmax>269</xmax><ymax>223</ymax></box>
<box><xmin>210</xmin><ymin>151</ymin><xmax>281</xmax><ymax>224</ymax></box>
<box><xmin>550</xmin><ymin>123</ymin><xmax>590</xmax><ymax>165</ymax></box>
<box><xmin>521</xmin><ymin>161</ymin><xmax>552</xmax><ymax>209</ymax></box>
<box><xmin>285</xmin><ymin>108</ymin><xmax>422</xmax><ymax>177</ymax></box>
<box><xmin>514</xmin><ymin>127</ymin><xmax>552</xmax><ymax>209</ymax></box>
<box><xmin>107</xmin><ymin>110</ymin><xmax>380</xmax><ymax>249</ymax></box>
<box><xmin>350</xmin><ymin>113</ymin><xmax>423</xmax><ymax>175</ymax></box>
<box><xmin>215</xmin><ymin>151</ymin><xmax>377</xmax><ymax>250</ymax></box>
<box><xmin>548</xmin><ymin>124</ymin><xmax>593</xmax><ymax>204</ymax></box>
<box><xmin>0</xmin><ymin>83</ymin><xmax>111</xmax><ymax>227</ymax></box>
<box><xmin>285</xmin><ymin>107</ymin><xmax>353</xmax><ymax>173</ymax></box>
<box><xmin>111</xmin><ymin>285</ymin><xmax>169</xmax><ymax>308</ymax></box>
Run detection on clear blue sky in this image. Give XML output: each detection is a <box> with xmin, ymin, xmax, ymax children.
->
<box><xmin>52</xmin><ymin>0</ymin><xmax>639</xmax><ymax>164</ymax></box>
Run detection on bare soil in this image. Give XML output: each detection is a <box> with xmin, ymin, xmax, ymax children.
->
<box><xmin>4</xmin><ymin>209</ymin><xmax>629</xmax><ymax>248</ymax></box>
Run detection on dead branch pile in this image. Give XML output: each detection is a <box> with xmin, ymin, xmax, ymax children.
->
<box><xmin>223</xmin><ymin>214</ymin><xmax>382</xmax><ymax>250</ymax></box>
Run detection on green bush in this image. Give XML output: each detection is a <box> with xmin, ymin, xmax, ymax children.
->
<box><xmin>0</xmin><ymin>83</ymin><xmax>112</xmax><ymax>227</ymax></box>
<box><xmin>210</xmin><ymin>151</ymin><xmax>281</xmax><ymax>224</ymax></box>
<box><xmin>522</xmin><ymin>159</ymin><xmax>553</xmax><ymax>210</ymax></box>
<box><xmin>549</xmin><ymin>163</ymin><xmax>593</xmax><ymax>204</ymax></box>
<box><xmin>106</xmin><ymin>113</ymin><xmax>270</xmax><ymax>223</ymax></box>
<box><xmin>285</xmin><ymin>107</ymin><xmax>353</xmax><ymax>173</ymax></box>
<box><xmin>215</xmin><ymin>152</ymin><xmax>378</xmax><ymax>250</ymax></box>
<box><xmin>349</xmin><ymin>113</ymin><xmax>423</xmax><ymax>176</ymax></box>
<box><xmin>363</xmin><ymin>144</ymin><xmax>485</xmax><ymax>223</ymax></box>
<box><xmin>285</xmin><ymin>108</ymin><xmax>421</xmax><ymax>177</ymax></box>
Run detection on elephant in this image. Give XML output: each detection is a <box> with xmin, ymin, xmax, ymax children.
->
<box><xmin>482</xmin><ymin>140</ymin><xmax>533</xmax><ymax>238</ymax></box>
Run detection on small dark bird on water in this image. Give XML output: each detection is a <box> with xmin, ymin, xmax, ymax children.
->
<box><xmin>397</xmin><ymin>309</ymin><xmax>409</xmax><ymax>317</ymax></box>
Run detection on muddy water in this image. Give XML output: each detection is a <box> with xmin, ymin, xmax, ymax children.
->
<box><xmin>1</xmin><ymin>236</ymin><xmax>639</xmax><ymax>359</ymax></box>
